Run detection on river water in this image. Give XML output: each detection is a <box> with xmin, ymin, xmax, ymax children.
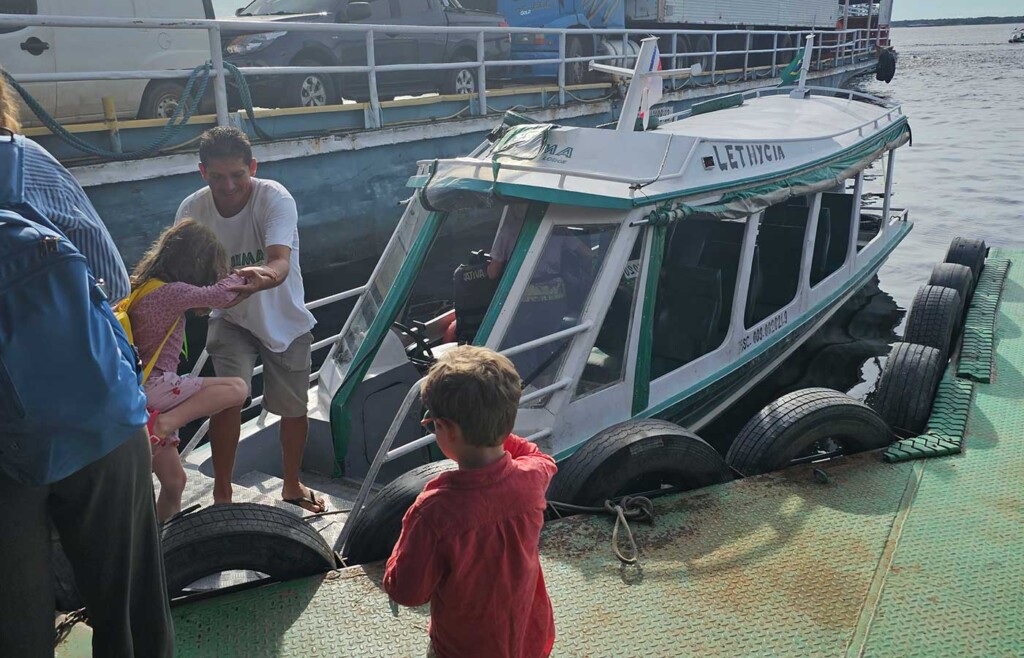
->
<box><xmin>703</xmin><ymin>23</ymin><xmax>1024</xmax><ymax>446</ymax></box>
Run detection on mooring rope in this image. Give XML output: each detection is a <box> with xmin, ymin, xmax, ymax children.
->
<box><xmin>547</xmin><ymin>495</ymin><xmax>655</xmax><ymax>565</ymax></box>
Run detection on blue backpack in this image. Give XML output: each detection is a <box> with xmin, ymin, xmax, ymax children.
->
<box><xmin>0</xmin><ymin>133</ymin><xmax>148</xmax><ymax>485</ymax></box>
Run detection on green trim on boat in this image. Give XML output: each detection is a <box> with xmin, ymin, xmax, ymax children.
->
<box><xmin>328</xmin><ymin>210</ymin><xmax>446</xmax><ymax>474</ymax></box>
<box><xmin>632</xmin><ymin>225</ymin><xmax>665</xmax><ymax>415</ymax></box>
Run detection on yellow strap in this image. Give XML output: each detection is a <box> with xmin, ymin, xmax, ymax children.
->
<box><xmin>142</xmin><ymin>317</ymin><xmax>179</xmax><ymax>384</ymax></box>
<box><xmin>121</xmin><ymin>279</ymin><xmax>176</xmax><ymax>385</ymax></box>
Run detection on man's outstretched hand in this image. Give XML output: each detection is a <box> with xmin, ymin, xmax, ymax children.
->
<box><xmin>229</xmin><ymin>265</ymin><xmax>280</xmax><ymax>294</ymax></box>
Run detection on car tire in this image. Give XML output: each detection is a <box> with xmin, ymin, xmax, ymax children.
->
<box><xmin>725</xmin><ymin>388</ymin><xmax>892</xmax><ymax>476</ymax></box>
<box><xmin>928</xmin><ymin>262</ymin><xmax>974</xmax><ymax>307</ymax></box>
<box><xmin>566</xmin><ymin>37</ymin><xmax>590</xmax><ymax>86</ymax></box>
<box><xmin>284</xmin><ymin>59</ymin><xmax>337</xmax><ymax>108</ymax></box>
<box><xmin>138</xmin><ymin>80</ymin><xmax>187</xmax><ymax>120</ymax></box>
<box><xmin>442</xmin><ymin>55</ymin><xmax>478</xmax><ymax>96</ymax></box>
<box><xmin>343</xmin><ymin>460</ymin><xmax>458</xmax><ymax>565</ymax></box>
<box><xmin>161</xmin><ymin>503</ymin><xmax>337</xmax><ymax>598</ymax></box>
<box><xmin>902</xmin><ymin>285</ymin><xmax>963</xmax><ymax>362</ymax></box>
<box><xmin>547</xmin><ymin>419</ymin><xmax>731</xmax><ymax>506</ymax></box>
<box><xmin>870</xmin><ymin>342</ymin><xmax>944</xmax><ymax>438</ymax></box>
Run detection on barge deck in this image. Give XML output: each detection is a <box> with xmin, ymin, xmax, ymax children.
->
<box><xmin>58</xmin><ymin>251</ymin><xmax>1024</xmax><ymax>657</ymax></box>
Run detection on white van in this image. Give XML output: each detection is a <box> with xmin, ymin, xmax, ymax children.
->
<box><xmin>0</xmin><ymin>0</ymin><xmax>223</xmax><ymax>124</ymax></box>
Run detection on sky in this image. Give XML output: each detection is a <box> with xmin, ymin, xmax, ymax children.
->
<box><xmin>891</xmin><ymin>0</ymin><xmax>1022</xmax><ymax>21</ymax></box>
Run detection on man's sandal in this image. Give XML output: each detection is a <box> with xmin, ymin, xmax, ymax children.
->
<box><xmin>283</xmin><ymin>489</ymin><xmax>327</xmax><ymax>514</ymax></box>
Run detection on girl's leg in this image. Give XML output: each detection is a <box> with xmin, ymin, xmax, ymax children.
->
<box><xmin>151</xmin><ymin>448</ymin><xmax>187</xmax><ymax>522</ymax></box>
<box><xmin>151</xmin><ymin>377</ymin><xmax>247</xmax><ymax>440</ymax></box>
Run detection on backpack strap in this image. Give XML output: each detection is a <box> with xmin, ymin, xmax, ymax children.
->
<box><xmin>120</xmin><ymin>279</ymin><xmax>180</xmax><ymax>384</ymax></box>
<box><xmin>143</xmin><ymin>318</ymin><xmax>179</xmax><ymax>384</ymax></box>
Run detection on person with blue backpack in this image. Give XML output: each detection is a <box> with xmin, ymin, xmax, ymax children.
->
<box><xmin>0</xmin><ymin>76</ymin><xmax>172</xmax><ymax>657</ymax></box>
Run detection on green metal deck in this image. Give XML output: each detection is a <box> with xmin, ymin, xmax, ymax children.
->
<box><xmin>59</xmin><ymin>251</ymin><xmax>1024</xmax><ymax>657</ymax></box>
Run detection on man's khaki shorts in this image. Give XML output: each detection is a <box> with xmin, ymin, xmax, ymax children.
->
<box><xmin>206</xmin><ymin>318</ymin><xmax>313</xmax><ymax>418</ymax></box>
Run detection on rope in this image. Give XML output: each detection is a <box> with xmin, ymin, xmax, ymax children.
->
<box><xmin>5</xmin><ymin>65</ymin><xmax>211</xmax><ymax>160</ymax></box>
<box><xmin>547</xmin><ymin>495</ymin><xmax>655</xmax><ymax>565</ymax></box>
<box><xmin>5</xmin><ymin>62</ymin><xmax>274</xmax><ymax>160</ymax></box>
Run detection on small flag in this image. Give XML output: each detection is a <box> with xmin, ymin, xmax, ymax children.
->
<box><xmin>640</xmin><ymin>43</ymin><xmax>663</xmax><ymax>130</ymax></box>
<box><xmin>778</xmin><ymin>46</ymin><xmax>806</xmax><ymax>87</ymax></box>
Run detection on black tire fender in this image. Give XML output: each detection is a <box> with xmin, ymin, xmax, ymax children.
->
<box><xmin>725</xmin><ymin>388</ymin><xmax>892</xmax><ymax>476</ymax></box>
<box><xmin>343</xmin><ymin>460</ymin><xmax>457</xmax><ymax>565</ymax></box>
<box><xmin>944</xmin><ymin>236</ymin><xmax>987</xmax><ymax>282</ymax></box>
<box><xmin>161</xmin><ymin>503</ymin><xmax>336</xmax><ymax>598</ymax></box>
<box><xmin>870</xmin><ymin>342</ymin><xmax>944</xmax><ymax>437</ymax></box>
<box><xmin>547</xmin><ymin>419</ymin><xmax>731</xmax><ymax>506</ymax></box>
<box><xmin>928</xmin><ymin>262</ymin><xmax>974</xmax><ymax>307</ymax></box>
<box><xmin>902</xmin><ymin>285</ymin><xmax>963</xmax><ymax>362</ymax></box>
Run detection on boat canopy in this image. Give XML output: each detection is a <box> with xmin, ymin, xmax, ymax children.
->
<box><xmin>411</xmin><ymin>88</ymin><xmax>910</xmax><ymax>219</ymax></box>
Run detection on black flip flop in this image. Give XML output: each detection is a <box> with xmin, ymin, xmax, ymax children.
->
<box><xmin>283</xmin><ymin>489</ymin><xmax>327</xmax><ymax>514</ymax></box>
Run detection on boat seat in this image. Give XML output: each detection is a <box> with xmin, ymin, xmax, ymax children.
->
<box><xmin>652</xmin><ymin>265</ymin><xmax>722</xmax><ymax>372</ymax></box>
<box><xmin>819</xmin><ymin>192</ymin><xmax>854</xmax><ymax>266</ymax></box>
<box><xmin>764</xmin><ymin>204</ymin><xmax>832</xmax><ymax>284</ymax></box>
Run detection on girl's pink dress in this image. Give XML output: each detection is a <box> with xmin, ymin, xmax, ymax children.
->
<box><xmin>128</xmin><ymin>274</ymin><xmax>244</xmax><ymax>454</ymax></box>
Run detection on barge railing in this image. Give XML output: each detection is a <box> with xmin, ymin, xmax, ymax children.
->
<box><xmin>0</xmin><ymin>14</ymin><xmax>885</xmax><ymax>135</ymax></box>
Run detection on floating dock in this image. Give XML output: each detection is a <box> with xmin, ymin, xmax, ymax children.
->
<box><xmin>58</xmin><ymin>251</ymin><xmax>1023</xmax><ymax>657</ymax></box>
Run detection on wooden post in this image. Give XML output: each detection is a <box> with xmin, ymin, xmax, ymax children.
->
<box><xmin>101</xmin><ymin>96</ymin><xmax>122</xmax><ymax>154</ymax></box>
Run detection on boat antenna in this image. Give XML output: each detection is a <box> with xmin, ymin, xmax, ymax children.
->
<box><xmin>590</xmin><ymin>36</ymin><xmax>661</xmax><ymax>132</ymax></box>
<box><xmin>793</xmin><ymin>32</ymin><xmax>816</xmax><ymax>97</ymax></box>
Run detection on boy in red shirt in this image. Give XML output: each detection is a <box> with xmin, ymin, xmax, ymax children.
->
<box><xmin>383</xmin><ymin>346</ymin><xmax>557</xmax><ymax>658</ymax></box>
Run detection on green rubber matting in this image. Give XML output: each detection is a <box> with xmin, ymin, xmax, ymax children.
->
<box><xmin>885</xmin><ymin>255</ymin><xmax>1009</xmax><ymax>463</ymax></box>
<box><xmin>58</xmin><ymin>251</ymin><xmax>1024</xmax><ymax>658</ymax></box>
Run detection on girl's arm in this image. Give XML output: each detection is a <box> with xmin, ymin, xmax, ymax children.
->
<box><xmin>163</xmin><ymin>274</ymin><xmax>247</xmax><ymax>315</ymax></box>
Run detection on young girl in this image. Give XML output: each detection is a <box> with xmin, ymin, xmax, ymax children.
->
<box><xmin>128</xmin><ymin>219</ymin><xmax>250</xmax><ymax>521</ymax></box>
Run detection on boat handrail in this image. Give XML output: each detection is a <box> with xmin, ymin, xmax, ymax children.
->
<box><xmin>179</xmin><ymin>282</ymin><xmax>367</xmax><ymax>458</ymax></box>
<box><xmin>435</xmin><ymin>92</ymin><xmax>905</xmax><ymax>195</ymax></box>
<box><xmin>0</xmin><ymin>13</ymin><xmax>885</xmax><ymax>134</ymax></box>
<box><xmin>334</xmin><ymin>324</ymin><xmax>591</xmax><ymax>554</ymax></box>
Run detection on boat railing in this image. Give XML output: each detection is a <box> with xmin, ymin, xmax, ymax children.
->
<box><xmin>0</xmin><ymin>14</ymin><xmax>886</xmax><ymax>135</ymax></box>
<box><xmin>333</xmin><ymin>321</ymin><xmax>592</xmax><ymax>554</ymax></box>
<box><xmin>178</xmin><ymin>282</ymin><xmax>368</xmax><ymax>459</ymax></box>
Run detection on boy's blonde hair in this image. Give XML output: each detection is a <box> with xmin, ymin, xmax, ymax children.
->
<box><xmin>421</xmin><ymin>346</ymin><xmax>521</xmax><ymax>447</ymax></box>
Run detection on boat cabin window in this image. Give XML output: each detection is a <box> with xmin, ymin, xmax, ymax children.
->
<box><xmin>856</xmin><ymin>166</ymin><xmax>884</xmax><ymax>251</ymax></box>
<box><xmin>744</xmin><ymin>205</ymin><xmax>805</xmax><ymax>327</ymax></box>
<box><xmin>575</xmin><ymin>233</ymin><xmax>643</xmax><ymax>398</ymax></box>
<box><xmin>813</xmin><ymin>189</ymin><xmax>854</xmax><ymax>285</ymax></box>
<box><xmin>651</xmin><ymin>218</ymin><xmax>743</xmax><ymax>378</ymax></box>
<box><xmin>500</xmin><ymin>223</ymin><xmax>618</xmax><ymax>392</ymax></box>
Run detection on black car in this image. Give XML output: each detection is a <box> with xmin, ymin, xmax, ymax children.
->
<box><xmin>225</xmin><ymin>0</ymin><xmax>510</xmax><ymax>107</ymax></box>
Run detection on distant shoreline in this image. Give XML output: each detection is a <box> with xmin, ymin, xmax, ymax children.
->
<box><xmin>892</xmin><ymin>16</ymin><xmax>1023</xmax><ymax>28</ymax></box>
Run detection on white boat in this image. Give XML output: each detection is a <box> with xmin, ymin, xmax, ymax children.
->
<box><xmin>1011</xmin><ymin>27</ymin><xmax>1024</xmax><ymax>43</ymax></box>
<box><xmin>175</xmin><ymin>35</ymin><xmax>912</xmax><ymax>578</ymax></box>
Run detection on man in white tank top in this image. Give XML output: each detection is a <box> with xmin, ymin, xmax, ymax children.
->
<box><xmin>176</xmin><ymin>128</ymin><xmax>324</xmax><ymax>512</ymax></box>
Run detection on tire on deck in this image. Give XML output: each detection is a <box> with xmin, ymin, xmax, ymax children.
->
<box><xmin>869</xmin><ymin>342</ymin><xmax>944</xmax><ymax>438</ymax></box>
<box><xmin>546</xmin><ymin>419</ymin><xmax>731</xmax><ymax>506</ymax></box>
<box><xmin>161</xmin><ymin>503</ymin><xmax>337</xmax><ymax>598</ymax></box>
<box><xmin>944</xmin><ymin>236</ymin><xmax>987</xmax><ymax>282</ymax></box>
<box><xmin>342</xmin><ymin>460</ymin><xmax>457</xmax><ymax>565</ymax></box>
<box><xmin>902</xmin><ymin>285</ymin><xmax>963</xmax><ymax>362</ymax></box>
<box><xmin>928</xmin><ymin>262</ymin><xmax>974</xmax><ymax>307</ymax></box>
<box><xmin>725</xmin><ymin>388</ymin><xmax>892</xmax><ymax>477</ymax></box>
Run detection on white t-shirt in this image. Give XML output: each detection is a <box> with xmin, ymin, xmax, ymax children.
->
<box><xmin>176</xmin><ymin>178</ymin><xmax>315</xmax><ymax>352</ymax></box>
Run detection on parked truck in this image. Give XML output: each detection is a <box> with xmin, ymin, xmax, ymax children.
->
<box><xmin>463</xmin><ymin>0</ymin><xmax>892</xmax><ymax>83</ymax></box>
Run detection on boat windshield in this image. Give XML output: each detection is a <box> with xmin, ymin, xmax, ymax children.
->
<box><xmin>333</xmin><ymin>198</ymin><xmax>435</xmax><ymax>376</ymax></box>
